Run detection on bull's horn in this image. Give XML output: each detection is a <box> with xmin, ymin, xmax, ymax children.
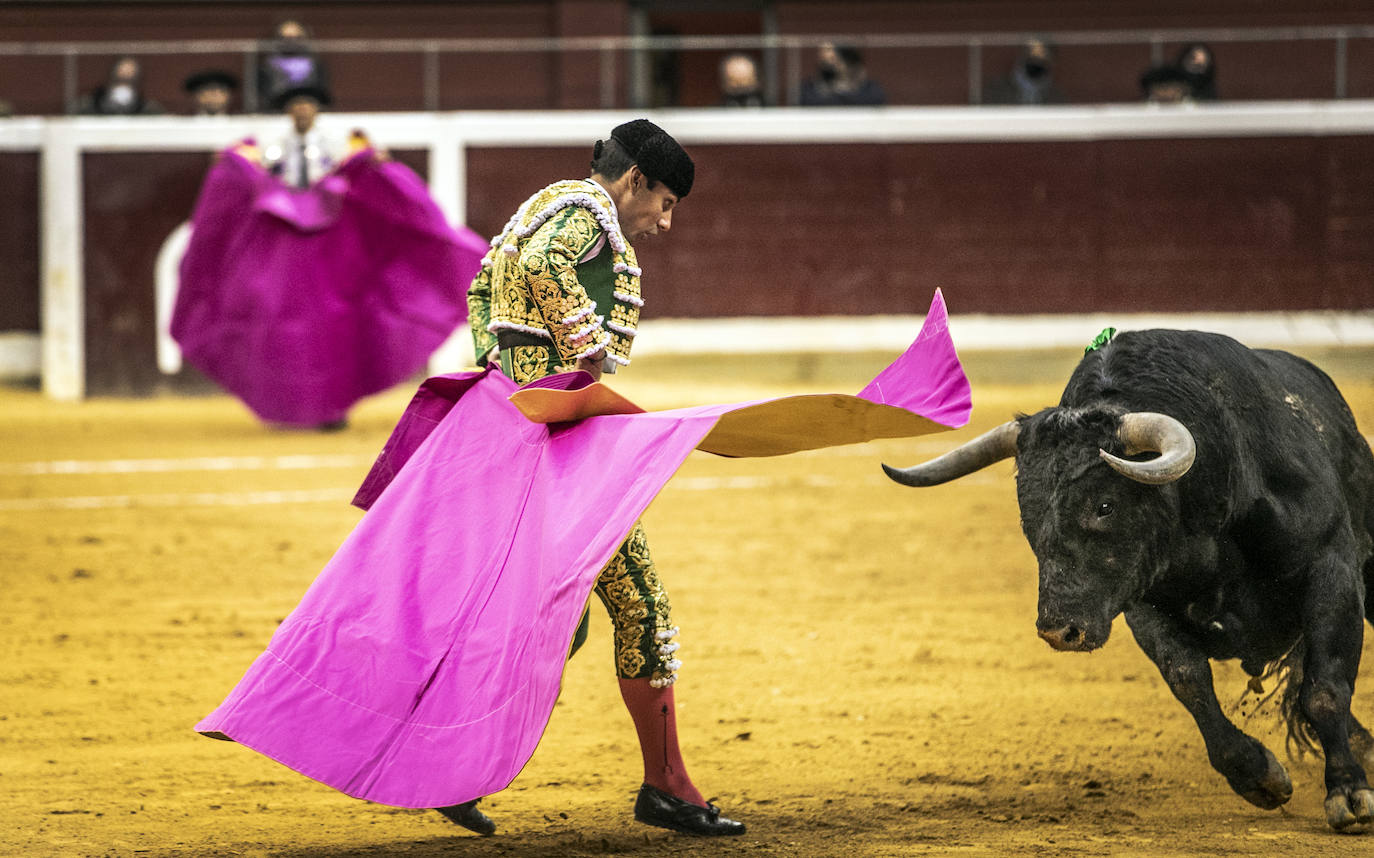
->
<box><xmin>1099</xmin><ymin>412</ymin><xmax>1196</xmax><ymax>485</ymax></box>
<box><xmin>882</xmin><ymin>420</ymin><xmax>1020</xmax><ymax>487</ymax></box>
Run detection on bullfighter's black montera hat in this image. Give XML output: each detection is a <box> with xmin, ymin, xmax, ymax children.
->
<box><xmin>609</xmin><ymin>118</ymin><xmax>694</xmax><ymax>199</ymax></box>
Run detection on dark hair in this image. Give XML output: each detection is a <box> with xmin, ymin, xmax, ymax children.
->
<box><xmin>836</xmin><ymin>45</ymin><xmax>864</xmax><ymax>68</ymax></box>
<box><xmin>589</xmin><ymin>137</ymin><xmax>637</xmax><ymax>182</ymax></box>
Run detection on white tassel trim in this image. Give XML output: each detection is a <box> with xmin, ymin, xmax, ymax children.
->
<box><xmin>604</xmin><ymin>353</ymin><xmax>630</xmax><ymax>367</ymax></box>
<box><xmin>654</xmin><ymin>627</ymin><xmax>679</xmax><ymax>642</ymax></box>
<box><xmin>560</xmin><ymin>303</ymin><xmax>597</xmax><ymax>326</ymax></box>
<box><xmin>657</xmin><ymin>641</ymin><xmax>680</xmax><ymax>657</ymax></box>
<box><xmin>488</xmin><ymin>182</ymin><xmax>629</xmax><ymax>258</ymax></box>
<box><xmin>613</xmin><ymin>290</ymin><xmax>644</xmax><ymax>308</ymax></box>
<box><xmin>572</xmin><ymin>334</ymin><xmax>610</xmax><ymax>361</ymax></box>
<box><xmin>502</xmin><ymin>243</ymin><xmax>518</xmax><ymax>256</ymax></box>
<box><xmin>650</xmin><ymin>675</ymin><xmax>677</xmax><ymax>688</ymax></box>
<box><xmin>569</xmin><ymin>319</ymin><xmax>603</xmax><ymax>344</ymax></box>
<box><xmin>487</xmin><ymin>320</ymin><xmax>551</xmax><ymax>338</ymax></box>
<box><xmin>606</xmin><ymin>321</ymin><xmax>637</xmax><ymax>338</ymax></box>
<box><xmin>510</xmin><ymin>193</ymin><xmax>627</xmax><ymax>255</ymax></box>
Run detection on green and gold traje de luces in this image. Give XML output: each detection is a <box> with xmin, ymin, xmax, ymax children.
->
<box><xmin>467</xmin><ymin>180</ymin><xmax>643</xmax><ymax>378</ymax></box>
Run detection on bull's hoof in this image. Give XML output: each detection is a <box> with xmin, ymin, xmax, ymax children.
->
<box><xmin>1325</xmin><ymin>787</ymin><xmax>1374</xmax><ymax>831</ymax></box>
<box><xmin>1234</xmin><ymin>747</ymin><xmax>1292</xmax><ymax>810</ymax></box>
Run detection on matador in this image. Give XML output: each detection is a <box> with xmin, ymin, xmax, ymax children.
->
<box><xmin>451</xmin><ymin>119</ymin><xmax>745</xmax><ymax>837</ymax></box>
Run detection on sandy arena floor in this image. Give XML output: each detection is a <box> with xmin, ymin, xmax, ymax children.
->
<box><xmin>4</xmin><ymin>347</ymin><xmax>1374</xmax><ymax>857</ymax></box>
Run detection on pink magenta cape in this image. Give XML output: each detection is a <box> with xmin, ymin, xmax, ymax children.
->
<box><xmin>196</xmin><ymin>291</ymin><xmax>972</xmax><ymax>808</ymax></box>
<box><xmin>172</xmin><ymin>146</ymin><xmax>487</xmax><ymax>426</ymax></box>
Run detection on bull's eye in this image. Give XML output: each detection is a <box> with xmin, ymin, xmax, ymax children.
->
<box><xmin>1096</xmin><ymin>501</ymin><xmax>1115</xmax><ymax>518</ymax></box>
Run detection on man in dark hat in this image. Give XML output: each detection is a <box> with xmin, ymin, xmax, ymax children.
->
<box><xmin>262</xmin><ymin>84</ymin><xmax>339</xmax><ymax>188</ymax></box>
<box><xmin>1140</xmin><ymin>64</ymin><xmax>1194</xmax><ymax>105</ymax></box>
<box><xmin>183</xmin><ymin>69</ymin><xmax>238</xmax><ymax>116</ymax></box>
<box><xmin>455</xmin><ymin>120</ymin><xmax>745</xmax><ymax>838</ymax></box>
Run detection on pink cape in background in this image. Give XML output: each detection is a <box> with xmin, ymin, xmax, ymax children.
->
<box><xmin>172</xmin><ymin>147</ymin><xmax>487</xmax><ymax>426</ymax></box>
<box><xmin>196</xmin><ymin>290</ymin><xmax>972</xmax><ymax>808</ymax></box>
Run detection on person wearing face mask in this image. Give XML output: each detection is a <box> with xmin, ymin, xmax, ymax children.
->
<box><xmin>71</xmin><ymin>56</ymin><xmax>164</xmax><ymax>116</ymax></box>
<box><xmin>982</xmin><ymin>37</ymin><xmax>1067</xmax><ymax>105</ymax></box>
<box><xmin>1175</xmin><ymin>42</ymin><xmax>1219</xmax><ymax>101</ymax></box>
<box><xmin>453</xmin><ymin>119</ymin><xmax>745</xmax><ymax>839</ymax></box>
<box><xmin>799</xmin><ymin>42</ymin><xmax>886</xmax><ymax>106</ymax></box>
<box><xmin>257</xmin><ymin>19</ymin><xmax>330</xmax><ymax>114</ymax></box>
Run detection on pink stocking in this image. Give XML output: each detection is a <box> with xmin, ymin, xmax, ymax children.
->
<box><xmin>617</xmin><ymin>677</ymin><xmax>706</xmax><ymax>807</ymax></box>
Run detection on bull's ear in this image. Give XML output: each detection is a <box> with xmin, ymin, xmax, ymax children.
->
<box><xmin>1099</xmin><ymin>412</ymin><xmax>1195</xmax><ymax>485</ymax></box>
<box><xmin>882</xmin><ymin>420</ymin><xmax>1021</xmax><ymax>487</ymax></box>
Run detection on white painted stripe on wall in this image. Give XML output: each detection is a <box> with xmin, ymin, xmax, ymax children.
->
<box><xmin>0</xmin><ymin>331</ymin><xmax>40</xmax><ymax>379</ymax></box>
<box><xmin>632</xmin><ymin>311</ymin><xmax>1374</xmax><ymax>356</ymax></box>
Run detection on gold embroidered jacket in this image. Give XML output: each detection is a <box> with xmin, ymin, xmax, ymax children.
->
<box><xmin>467</xmin><ymin>180</ymin><xmax>643</xmax><ymax>374</ymax></box>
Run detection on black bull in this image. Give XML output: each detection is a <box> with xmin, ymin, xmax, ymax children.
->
<box><xmin>884</xmin><ymin>329</ymin><xmax>1374</xmax><ymax>831</ymax></box>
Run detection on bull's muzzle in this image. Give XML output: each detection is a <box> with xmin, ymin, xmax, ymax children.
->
<box><xmin>1036</xmin><ymin>621</ymin><xmax>1098</xmax><ymax>652</ymax></box>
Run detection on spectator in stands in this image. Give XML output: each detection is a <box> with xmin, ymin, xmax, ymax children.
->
<box><xmin>982</xmin><ymin>37</ymin><xmax>1066</xmax><ymax>105</ymax></box>
<box><xmin>1140</xmin><ymin>64</ymin><xmax>1193</xmax><ymax>105</ymax></box>
<box><xmin>719</xmin><ymin>52</ymin><xmax>766</xmax><ymax>107</ymax></box>
<box><xmin>800</xmin><ymin>43</ymin><xmax>885</xmax><ymax>106</ymax></box>
<box><xmin>71</xmin><ymin>56</ymin><xmax>164</xmax><ymax>116</ymax></box>
<box><xmin>262</xmin><ymin>85</ymin><xmax>340</xmax><ymax>189</ymax></box>
<box><xmin>257</xmin><ymin>19</ymin><xmax>330</xmax><ymax>114</ymax></box>
<box><xmin>183</xmin><ymin>69</ymin><xmax>238</xmax><ymax>116</ymax></box>
<box><xmin>1176</xmin><ymin>42</ymin><xmax>1219</xmax><ymax>101</ymax></box>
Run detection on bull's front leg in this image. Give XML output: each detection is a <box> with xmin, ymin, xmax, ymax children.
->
<box><xmin>1124</xmin><ymin>603</ymin><xmax>1293</xmax><ymax>810</ymax></box>
<box><xmin>1299</xmin><ymin>554</ymin><xmax>1374</xmax><ymax>830</ymax></box>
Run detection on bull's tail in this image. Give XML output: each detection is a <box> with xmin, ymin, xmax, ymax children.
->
<box><xmin>1263</xmin><ymin>641</ymin><xmax>1322</xmax><ymax>757</ymax></box>
<box><xmin>1247</xmin><ymin>640</ymin><xmax>1374</xmax><ymax>764</ymax></box>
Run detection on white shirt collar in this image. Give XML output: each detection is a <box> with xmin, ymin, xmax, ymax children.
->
<box><xmin>586</xmin><ymin>177</ymin><xmax>618</xmax><ymax>222</ymax></box>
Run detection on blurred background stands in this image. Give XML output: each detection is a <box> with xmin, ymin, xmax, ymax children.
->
<box><xmin>6</xmin><ymin>0</ymin><xmax>1374</xmax><ymax>114</ymax></box>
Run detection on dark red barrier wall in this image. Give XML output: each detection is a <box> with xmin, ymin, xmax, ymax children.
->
<box><xmin>60</xmin><ymin>134</ymin><xmax>1374</xmax><ymax>395</ymax></box>
<box><xmin>467</xmin><ymin>136</ymin><xmax>1374</xmax><ymax>320</ymax></box>
<box><xmin>0</xmin><ymin>153</ymin><xmax>40</xmax><ymax>332</ymax></box>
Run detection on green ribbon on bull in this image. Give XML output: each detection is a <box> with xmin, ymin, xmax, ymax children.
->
<box><xmin>1084</xmin><ymin>327</ymin><xmax>1117</xmax><ymax>355</ymax></box>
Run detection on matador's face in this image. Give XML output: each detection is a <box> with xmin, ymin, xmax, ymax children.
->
<box><xmin>618</xmin><ymin>168</ymin><xmax>679</xmax><ymax>242</ymax></box>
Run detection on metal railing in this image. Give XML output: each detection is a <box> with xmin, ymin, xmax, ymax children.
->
<box><xmin>4</xmin><ymin>25</ymin><xmax>1374</xmax><ymax>111</ymax></box>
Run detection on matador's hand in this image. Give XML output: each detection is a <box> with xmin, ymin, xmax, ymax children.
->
<box><xmin>576</xmin><ymin>350</ymin><xmax>606</xmax><ymax>381</ymax></box>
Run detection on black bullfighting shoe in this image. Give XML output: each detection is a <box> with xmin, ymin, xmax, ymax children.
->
<box><xmin>633</xmin><ymin>783</ymin><xmax>746</xmax><ymax>836</ymax></box>
<box><xmin>434</xmin><ymin>798</ymin><xmax>496</xmax><ymax>836</ymax></box>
